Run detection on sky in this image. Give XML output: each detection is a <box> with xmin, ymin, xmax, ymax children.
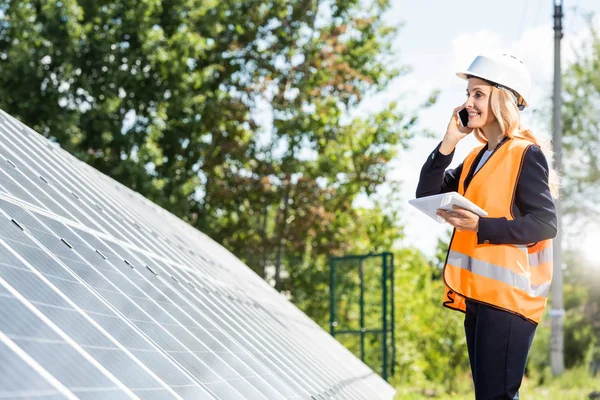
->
<box><xmin>355</xmin><ymin>0</ymin><xmax>600</xmax><ymax>261</ymax></box>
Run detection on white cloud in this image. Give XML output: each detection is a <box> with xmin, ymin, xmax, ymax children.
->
<box><xmin>450</xmin><ymin>25</ymin><xmax>555</xmax><ymax>88</ymax></box>
<box><xmin>513</xmin><ymin>24</ymin><xmax>554</xmax><ymax>86</ymax></box>
<box><xmin>451</xmin><ymin>30</ymin><xmax>505</xmax><ymax>73</ymax></box>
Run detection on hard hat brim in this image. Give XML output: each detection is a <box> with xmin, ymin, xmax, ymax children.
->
<box><xmin>455</xmin><ymin>71</ymin><xmax>529</xmax><ymax>108</ymax></box>
<box><xmin>456</xmin><ymin>71</ymin><xmax>488</xmax><ymax>82</ymax></box>
<box><xmin>456</xmin><ymin>71</ymin><xmax>471</xmax><ymax>81</ymax></box>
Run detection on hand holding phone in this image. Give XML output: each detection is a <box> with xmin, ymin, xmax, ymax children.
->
<box><xmin>440</xmin><ymin>106</ymin><xmax>473</xmax><ymax>155</ymax></box>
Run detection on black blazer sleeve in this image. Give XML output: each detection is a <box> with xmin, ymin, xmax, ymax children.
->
<box><xmin>477</xmin><ymin>145</ymin><xmax>558</xmax><ymax>245</ymax></box>
<box><xmin>416</xmin><ymin>142</ymin><xmax>463</xmax><ymax>198</ymax></box>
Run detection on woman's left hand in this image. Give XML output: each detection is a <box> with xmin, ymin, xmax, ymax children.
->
<box><xmin>437</xmin><ymin>205</ymin><xmax>480</xmax><ymax>232</ymax></box>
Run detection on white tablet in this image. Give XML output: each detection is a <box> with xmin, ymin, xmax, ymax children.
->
<box><xmin>408</xmin><ymin>192</ymin><xmax>488</xmax><ymax>224</ymax></box>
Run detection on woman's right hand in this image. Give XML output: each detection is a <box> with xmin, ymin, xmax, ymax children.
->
<box><xmin>439</xmin><ymin>106</ymin><xmax>473</xmax><ymax>155</ymax></box>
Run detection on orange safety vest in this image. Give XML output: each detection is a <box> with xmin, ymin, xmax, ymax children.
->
<box><xmin>442</xmin><ymin>138</ymin><xmax>553</xmax><ymax>324</ymax></box>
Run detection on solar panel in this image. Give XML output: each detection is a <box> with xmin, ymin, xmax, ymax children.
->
<box><xmin>0</xmin><ymin>108</ymin><xmax>396</xmax><ymax>399</ymax></box>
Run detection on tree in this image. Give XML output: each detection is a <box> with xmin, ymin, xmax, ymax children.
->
<box><xmin>0</xmin><ymin>0</ymin><xmax>435</xmax><ymax>327</ymax></box>
<box><xmin>561</xmin><ymin>19</ymin><xmax>600</xmax><ymax>225</ymax></box>
<box><xmin>236</xmin><ymin>0</ymin><xmax>433</xmax><ymax>291</ymax></box>
<box><xmin>560</xmin><ymin>16</ymin><xmax>600</xmax><ymax>345</ymax></box>
<box><xmin>0</xmin><ymin>0</ymin><xmax>264</xmax><ymax>216</ymax></box>
<box><xmin>390</xmin><ymin>247</ymin><xmax>470</xmax><ymax>394</ymax></box>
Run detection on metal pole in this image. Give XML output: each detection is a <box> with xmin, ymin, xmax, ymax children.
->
<box><xmin>330</xmin><ymin>257</ymin><xmax>336</xmax><ymax>337</ymax></box>
<box><xmin>390</xmin><ymin>253</ymin><xmax>395</xmax><ymax>377</ymax></box>
<box><xmin>359</xmin><ymin>259</ymin><xmax>365</xmax><ymax>362</ymax></box>
<box><xmin>551</xmin><ymin>0</ymin><xmax>565</xmax><ymax>376</ymax></box>
<box><xmin>382</xmin><ymin>254</ymin><xmax>388</xmax><ymax>381</ymax></box>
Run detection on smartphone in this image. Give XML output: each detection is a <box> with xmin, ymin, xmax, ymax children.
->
<box><xmin>458</xmin><ymin>108</ymin><xmax>469</xmax><ymax>127</ymax></box>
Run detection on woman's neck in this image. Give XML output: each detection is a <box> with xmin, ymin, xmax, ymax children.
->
<box><xmin>482</xmin><ymin>122</ymin><xmax>504</xmax><ymax>151</ymax></box>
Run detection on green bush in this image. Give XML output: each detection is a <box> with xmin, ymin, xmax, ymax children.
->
<box><xmin>390</xmin><ymin>248</ymin><xmax>470</xmax><ymax>394</ymax></box>
<box><xmin>528</xmin><ymin>282</ymin><xmax>596</xmax><ymax>385</ymax></box>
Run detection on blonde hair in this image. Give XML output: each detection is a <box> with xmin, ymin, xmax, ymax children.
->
<box><xmin>472</xmin><ymin>87</ymin><xmax>560</xmax><ymax>198</ymax></box>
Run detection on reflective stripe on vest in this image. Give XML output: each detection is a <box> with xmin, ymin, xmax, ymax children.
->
<box><xmin>529</xmin><ymin>245</ymin><xmax>553</xmax><ymax>267</ymax></box>
<box><xmin>448</xmin><ymin>250</ymin><xmax>550</xmax><ymax>297</ymax></box>
<box><xmin>442</xmin><ymin>138</ymin><xmax>553</xmax><ymax>324</ymax></box>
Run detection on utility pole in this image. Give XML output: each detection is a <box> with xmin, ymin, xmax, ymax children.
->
<box><xmin>551</xmin><ymin>0</ymin><xmax>565</xmax><ymax>376</ymax></box>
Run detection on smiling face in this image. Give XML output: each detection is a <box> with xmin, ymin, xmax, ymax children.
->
<box><xmin>464</xmin><ymin>78</ymin><xmax>497</xmax><ymax>129</ymax></box>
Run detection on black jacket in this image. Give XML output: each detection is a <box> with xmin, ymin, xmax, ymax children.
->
<box><xmin>416</xmin><ymin>137</ymin><xmax>558</xmax><ymax>245</ymax></box>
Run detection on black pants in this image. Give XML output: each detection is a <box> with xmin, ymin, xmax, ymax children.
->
<box><xmin>464</xmin><ymin>299</ymin><xmax>537</xmax><ymax>399</ymax></box>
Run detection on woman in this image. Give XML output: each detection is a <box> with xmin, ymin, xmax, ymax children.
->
<box><xmin>416</xmin><ymin>53</ymin><xmax>558</xmax><ymax>399</ymax></box>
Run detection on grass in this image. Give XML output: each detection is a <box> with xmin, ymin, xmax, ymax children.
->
<box><xmin>394</xmin><ymin>367</ymin><xmax>599</xmax><ymax>399</ymax></box>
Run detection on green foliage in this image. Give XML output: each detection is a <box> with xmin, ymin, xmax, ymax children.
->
<box><xmin>559</xmin><ymin>17</ymin><xmax>600</xmax><ymax>373</ymax></box>
<box><xmin>389</xmin><ymin>247</ymin><xmax>470</xmax><ymax>393</ymax></box>
<box><xmin>329</xmin><ymin>252</ymin><xmax>395</xmax><ymax>377</ymax></box>
<box><xmin>0</xmin><ymin>0</ymin><xmax>434</xmax><ymax>311</ymax></box>
<box><xmin>394</xmin><ymin>366</ymin><xmax>599</xmax><ymax>400</ymax></box>
<box><xmin>528</xmin><ymin>283</ymin><xmax>596</xmax><ymax>386</ymax></box>
<box><xmin>528</xmin><ymin>249</ymin><xmax>600</xmax><ymax>378</ymax></box>
<box><xmin>561</xmin><ymin>18</ymin><xmax>600</xmax><ymax>223</ymax></box>
<box><xmin>330</xmin><ymin>246</ymin><xmax>471</xmax><ymax>394</ymax></box>
<box><xmin>295</xmin><ymin>192</ymin><xmax>405</xmax><ymax>330</ymax></box>
<box><xmin>0</xmin><ymin>0</ymin><xmax>260</xmax><ymax>215</ymax></box>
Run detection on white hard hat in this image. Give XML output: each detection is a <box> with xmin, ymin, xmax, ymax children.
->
<box><xmin>456</xmin><ymin>53</ymin><xmax>532</xmax><ymax>110</ymax></box>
